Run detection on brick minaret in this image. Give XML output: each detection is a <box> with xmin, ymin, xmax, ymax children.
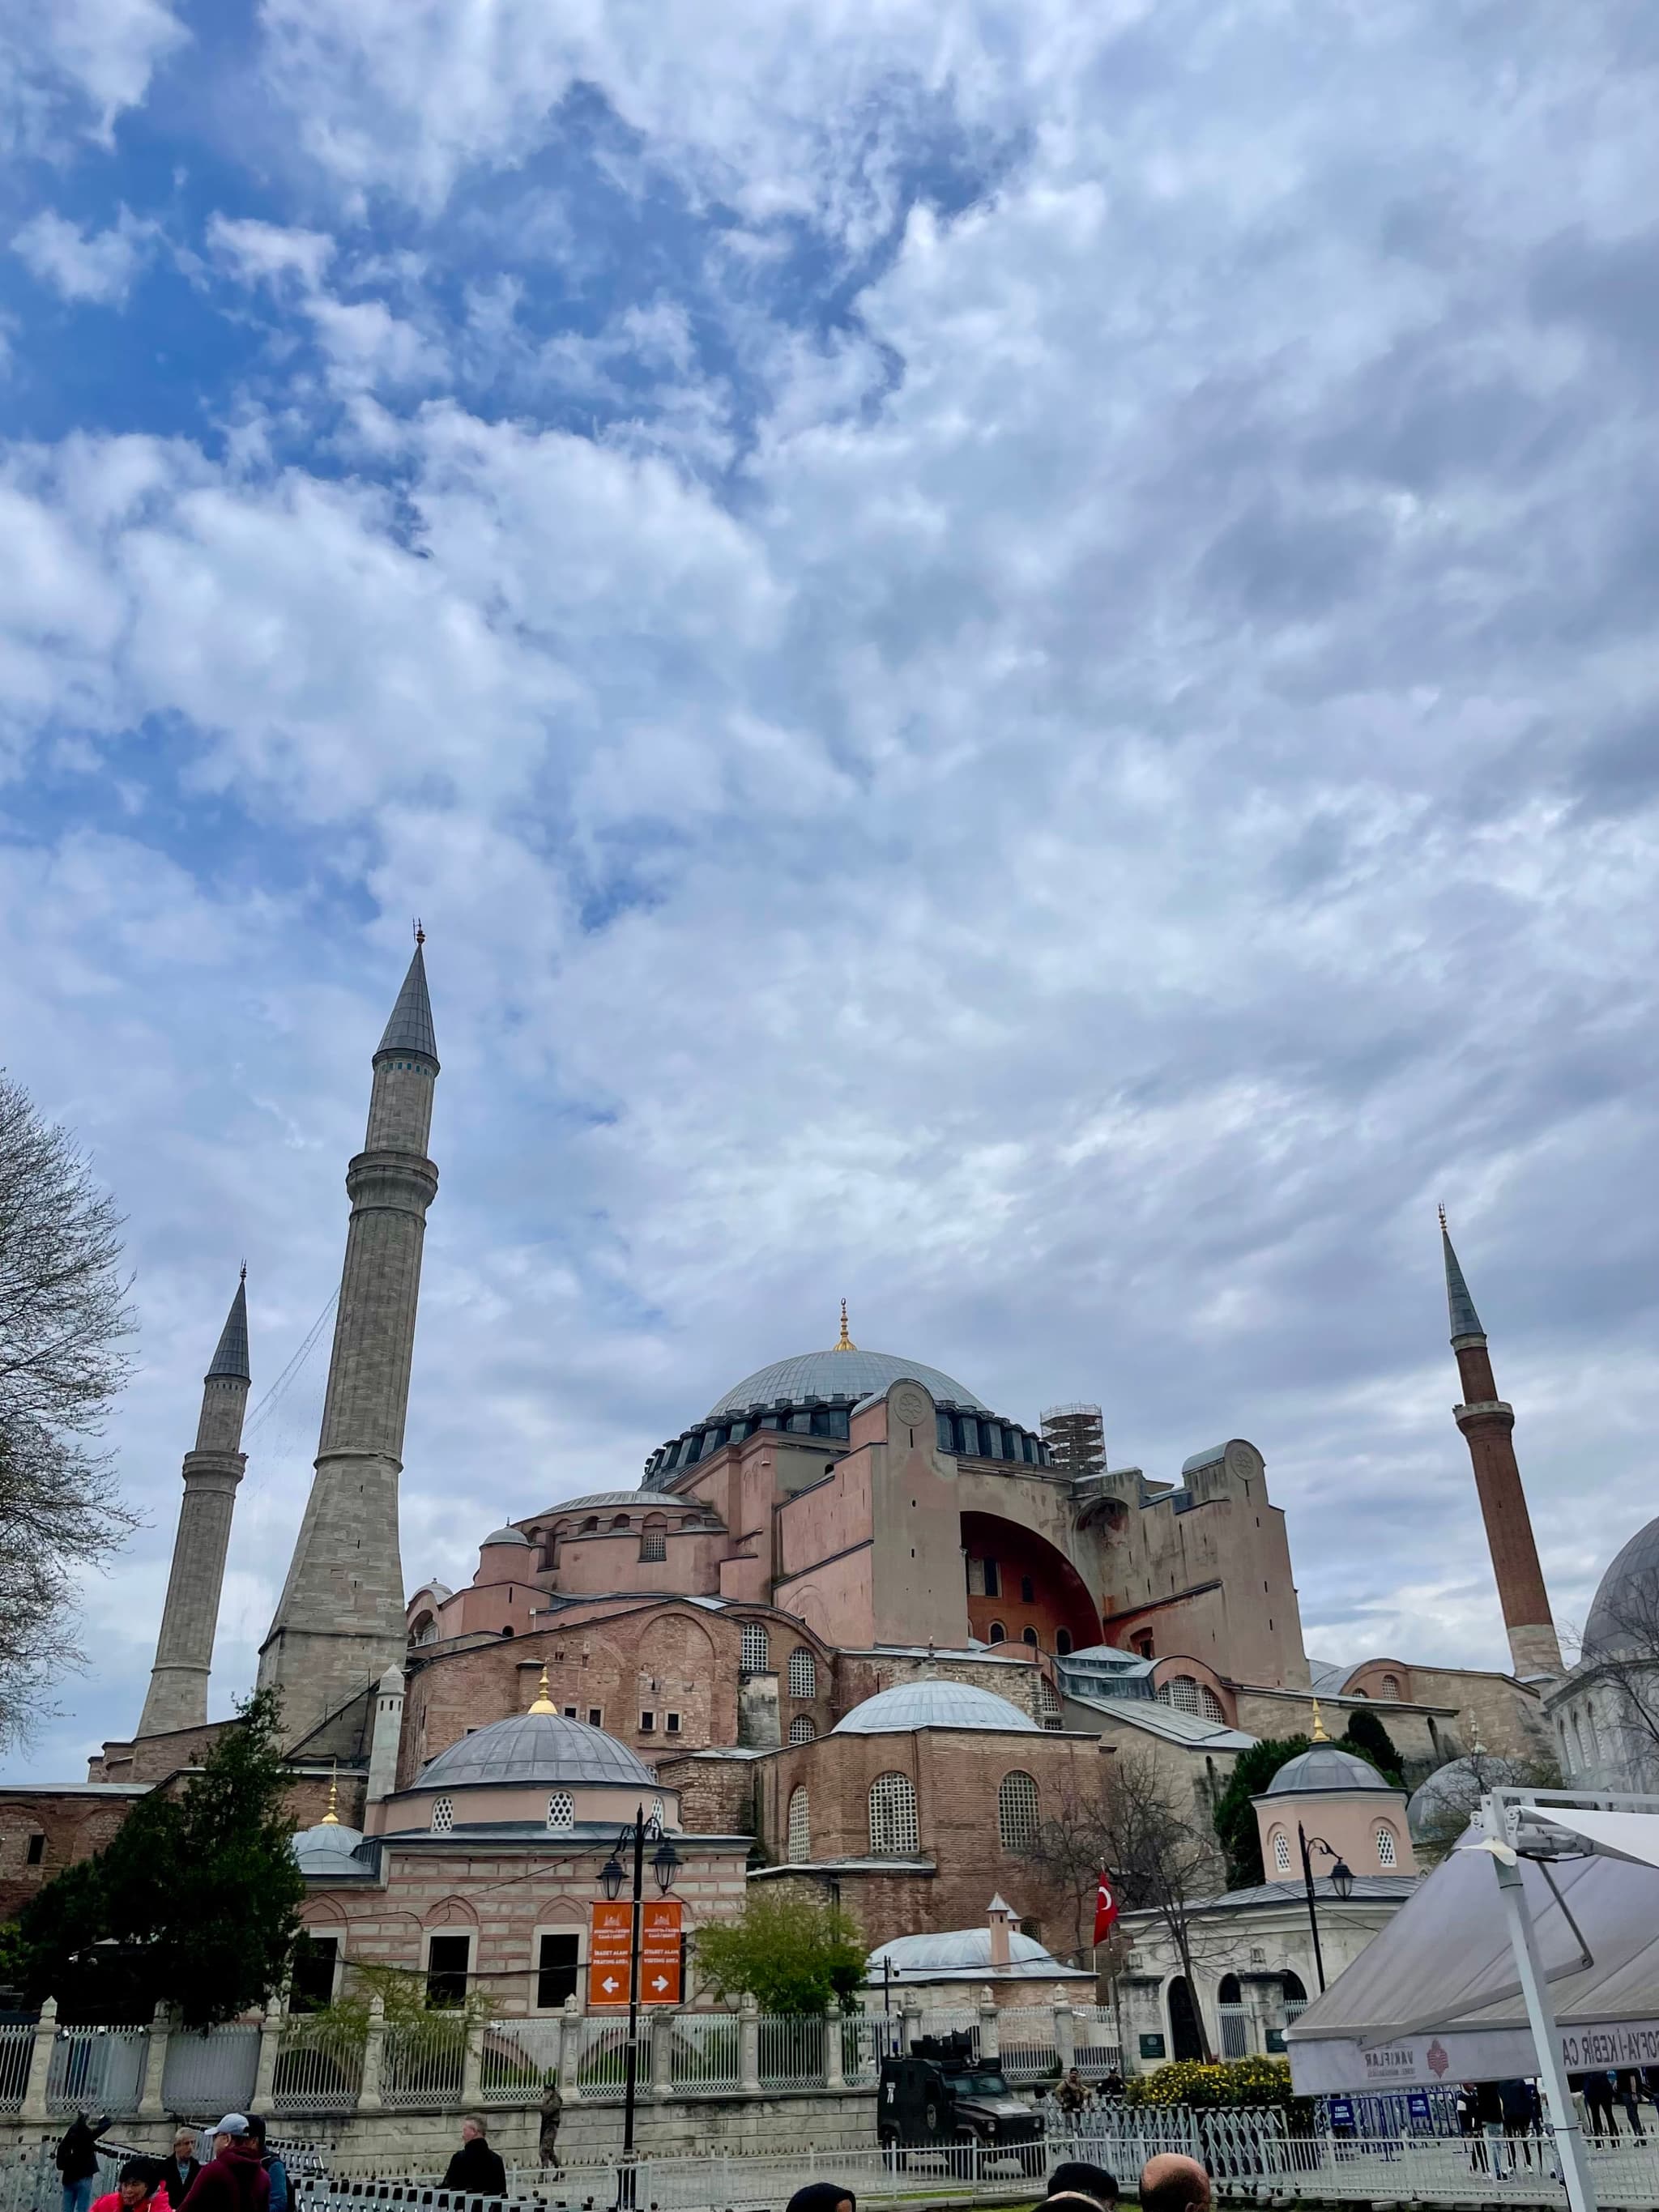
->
<box><xmin>1441</xmin><ymin>1211</ymin><xmax>1562</xmax><ymax>1679</ymax></box>
<box><xmin>258</xmin><ymin>939</ymin><xmax>439</xmax><ymax>1740</ymax></box>
<box><xmin>138</xmin><ymin>1272</ymin><xmax>252</xmax><ymax>1737</ymax></box>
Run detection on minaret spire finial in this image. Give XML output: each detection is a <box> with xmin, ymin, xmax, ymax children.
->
<box><xmin>414</xmin><ymin>916</ymin><xmax>424</xmax><ymax>947</ymax></box>
<box><xmin>1310</xmin><ymin>1698</ymin><xmax>1328</xmax><ymax>1742</ymax></box>
<box><xmin>321</xmin><ymin>1763</ymin><xmax>340</xmax><ymax>1825</ymax></box>
<box><xmin>835</xmin><ymin>1298</ymin><xmax>855</xmax><ymax>1352</ymax></box>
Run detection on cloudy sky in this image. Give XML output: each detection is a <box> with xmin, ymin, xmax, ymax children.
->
<box><xmin>4</xmin><ymin>0</ymin><xmax>1657</xmax><ymax>1779</ymax></box>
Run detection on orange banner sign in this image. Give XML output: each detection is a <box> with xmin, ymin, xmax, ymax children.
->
<box><xmin>587</xmin><ymin>1897</ymin><xmax>684</xmax><ymax>2006</ymax></box>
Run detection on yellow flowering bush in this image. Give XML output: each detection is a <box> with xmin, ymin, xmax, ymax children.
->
<box><xmin>1125</xmin><ymin>2056</ymin><xmax>1296</xmax><ymax>2109</ymax></box>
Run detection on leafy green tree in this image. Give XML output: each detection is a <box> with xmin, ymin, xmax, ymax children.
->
<box><xmin>692</xmin><ymin>1891</ymin><xmax>867</xmax><ymax>2013</ymax></box>
<box><xmin>1339</xmin><ymin>1707</ymin><xmax>1404</xmax><ymax>1786</ymax></box>
<box><xmin>4</xmin><ymin>1690</ymin><xmax>305</xmax><ymax>2023</ymax></box>
<box><xmin>1212</xmin><ymin>1737</ymin><xmax>1310</xmax><ymax>1889</ymax></box>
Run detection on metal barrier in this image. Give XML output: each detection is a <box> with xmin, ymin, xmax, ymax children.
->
<box><xmin>46</xmin><ymin>2027</ymin><xmax>149</xmax><ymax>2117</ymax></box>
<box><xmin>161</xmin><ymin>2024</ymin><xmax>261</xmax><ymax>2117</ymax></box>
<box><xmin>1072</xmin><ymin>2005</ymin><xmax>1122</xmax><ymax>2078</ymax></box>
<box><xmin>667</xmin><ymin>2014</ymin><xmax>740</xmax><ymax>2095</ymax></box>
<box><xmin>382</xmin><ymin>2018</ymin><xmax>468</xmax><ymax>2110</ymax></box>
<box><xmin>757</xmin><ymin>2014</ymin><xmax>825</xmax><ymax>2091</ymax></box>
<box><xmin>996</xmin><ymin>2005</ymin><xmax>1060</xmax><ymax>2082</ymax></box>
<box><xmin>570</xmin><ymin>2016</ymin><xmax>638</xmax><ymax>2104</ymax></box>
<box><xmin>0</xmin><ymin>2029</ymin><xmax>32</xmax><ymax>2118</ymax></box>
<box><xmin>479</xmin><ymin>2018</ymin><xmax>562</xmax><ymax>2105</ymax></box>
<box><xmin>272</xmin><ymin>2018</ymin><xmax>365</xmax><ymax>2116</ymax></box>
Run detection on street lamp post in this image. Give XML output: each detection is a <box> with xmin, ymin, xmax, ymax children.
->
<box><xmin>1296</xmin><ymin>1825</ymin><xmax>1354</xmax><ymax>1994</ymax></box>
<box><xmin>599</xmin><ymin>1804</ymin><xmax>680</xmax><ymax>2203</ymax></box>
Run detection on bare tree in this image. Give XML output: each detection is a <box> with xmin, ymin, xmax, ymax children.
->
<box><xmin>1021</xmin><ymin>1749</ymin><xmax>1230</xmax><ymax>2060</ymax></box>
<box><xmin>0</xmin><ymin>1073</ymin><xmax>138</xmax><ymax>1749</ymax></box>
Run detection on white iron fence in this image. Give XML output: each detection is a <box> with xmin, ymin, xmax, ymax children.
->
<box><xmin>757</xmin><ymin>2013</ymin><xmax>825</xmax><ymax>2091</ymax></box>
<box><xmin>382</xmin><ymin>2017</ymin><xmax>469</xmax><ymax>2108</ymax></box>
<box><xmin>46</xmin><ymin>2027</ymin><xmax>148</xmax><ymax>2116</ymax></box>
<box><xmin>161</xmin><ymin>2024</ymin><xmax>261</xmax><ymax>2116</ymax></box>
<box><xmin>480</xmin><ymin>2018</ymin><xmax>564</xmax><ymax>2104</ymax></box>
<box><xmin>667</xmin><ymin>2013</ymin><xmax>740</xmax><ymax>2095</ymax></box>
<box><xmin>272</xmin><ymin>2018</ymin><xmax>365</xmax><ymax>2116</ymax></box>
<box><xmin>0</xmin><ymin>2027</ymin><xmax>32</xmax><ymax>2116</ymax></box>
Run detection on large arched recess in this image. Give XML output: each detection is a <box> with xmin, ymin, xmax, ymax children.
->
<box><xmin>959</xmin><ymin>1511</ymin><xmax>1102</xmax><ymax>1653</ymax></box>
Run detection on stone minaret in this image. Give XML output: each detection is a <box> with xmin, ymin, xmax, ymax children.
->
<box><xmin>1441</xmin><ymin>1211</ymin><xmax>1563</xmax><ymax>1680</ymax></box>
<box><xmin>258</xmin><ymin>940</ymin><xmax>439</xmax><ymax>1739</ymax></box>
<box><xmin>138</xmin><ymin>1272</ymin><xmax>251</xmax><ymax>1738</ymax></box>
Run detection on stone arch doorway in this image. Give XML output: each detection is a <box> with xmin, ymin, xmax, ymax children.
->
<box><xmin>1167</xmin><ymin>1975</ymin><xmax>1205</xmax><ymax>2062</ymax></box>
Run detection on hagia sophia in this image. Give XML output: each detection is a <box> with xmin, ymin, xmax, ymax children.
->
<box><xmin>4</xmin><ymin>941</ymin><xmax>1648</xmax><ymax>2047</ymax></box>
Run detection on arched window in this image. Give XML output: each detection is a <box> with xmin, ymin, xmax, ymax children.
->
<box><xmin>1218</xmin><ymin>1973</ymin><xmax>1242</xmax><ymax>2004</ymax></box>
<box><xmin>581</xmin><ymin>1516</ymin><xmax>598</xmax><ymax>1532</ymax></box>
<box><xmin>547</xmin><ymin>1792</ymin><xmax>574</xmax><ymax>1832</ymax></box>
<box><xmin>740</xmin><ymin>1622</ymin><xmax>770</xmax><ymax>1675</ymax></box>
<box><xmin>1037</xmin><ymin>1677</ymin><xmax>1064</xmax><ymax>1729</ymax></box>
<box><xmin>987</xmin><ymin>1622</ymin><xmax>1006</xmax><ymax>1644</ymax></box>
<box><xmin>1282</xmin><ymin>1970</ymin><xmax>1307</xmax><ymax>2002</ymax></box>
<box><xmin>1021</xmin><ymin>1626</ymin><xmax>1039</xmax><ymax>1649</ymax></box>
<box><xmin>788</xmin><ymin>1647</ymin><xmax>817</xmax><ymax>1699</ymax></box>
<box><xmin>997</xmin><ymin>1771</ymin><xmax>1040</xmax><ymax>1850</ymax></box>
<box><xmin>1056</xmin><ymin>1629</ymin><xmax>1073</xmax><ymax>1656</ymax></box>
<box><xmin>868</xmin><ymin>1771</ymin><xmax>919</xmax><ymax>1855</ymax></box>
<box><xmin>611</xmin><ymin>1513</ymin><xmax>631</xmax><ymax>1530</ymax></box>
<box><xmin>789</xmin><ymin>1715</ymin><xmax>817</xmax><ymax>1744</ymax></box>
<box><xmin>787</xmin><ymin>1787</ymin><xmax>811</xmax><ymax>1863</ymax></box>
<box><xmin>430</xmin><ymin>1797</ymin><xmax>454</xmax><ymax>1835</ymax></box>
<box><xmin>1198</xmin><ymin>1685</ymin><xmax>1226</xmax><ymax>1723</ymax></box>
<box><xmin>1158</xmin><ymin>1675</ymin><xmax>1202</xmax><ymax>1715</ymax></box>
<box><xmin>1272</xmin><ymin>1829</ymin><xmax>1292</xmax><ymax>1873</ymax></box>
<box><xmin>639</xmin><ymin>1515</ymin><xmax>667</xmax><ymax>1562</ymax></box>
<box><xmin>1380</xmin><ymin>1673</ymin><xmax>1401</xmax><ymax>1698</ymax></box>
<box><xmin>1375</xmin><ymin>1824</ymin><xmax>1397</xmax><ymax>1869</ymax></box>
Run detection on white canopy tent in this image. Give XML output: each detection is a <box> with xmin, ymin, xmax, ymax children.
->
<box><xmin>1286</xmin><ymin>1792</ymin><xmax>1659</xmax><ymax>2212</ymax></box>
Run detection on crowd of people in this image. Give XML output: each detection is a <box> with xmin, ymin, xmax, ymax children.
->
<box><xmin>54</xmin><ymin>2113</ymin><xmax>289</xmax><ymax>2212</ymax></box>
<box><xmin>1455</xmin><ymin>2068</ymin><xmax>1659</xmax><ymax>2156</ymax></box>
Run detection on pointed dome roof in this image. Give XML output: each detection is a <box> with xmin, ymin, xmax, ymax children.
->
<box><xmin>709</xmin><ymin>1349</ymin><xmax>985</xmax><ymax>1417</ymax></box>
<box><xmin>207</xmin><ymin>1273</ymin><xmax>250</xmax><ymax>1382</ymax></box>
<box><xmin>833</xmin><ymin>1680</ymin><xmax>1038</xmax><ymax>1734</ymax></box>
<box><xmin>420</xmin><ymin>1710</ymin><xmax>657</xmax><ymax>1788</ymax></box>
<box><xmin>1440</xmin><ymin>1216</ymin><xmax>1486</xmax><ymax>1344</ymax></box>
<box><xmin>1266</xmin><ymin>1743</ymin><xmax>1391</xmax><ymax>1796</ymax></box>
<box><xmin>378</xmin><ymin>944</ymin><xmax>437</xmax><ymax>1063</ymax></box>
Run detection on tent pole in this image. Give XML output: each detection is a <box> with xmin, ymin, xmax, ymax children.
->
<box><xmin>1490</xmin><ymin>1848</ymin><xmax>1597</xmax><ymax>2212</ymax></box>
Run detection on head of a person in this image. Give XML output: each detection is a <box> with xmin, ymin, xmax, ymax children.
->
<box><xmin>1047</xmin><ymin>2161</ymin><xmax>1119</xmax><ymax>2210</ymax></box>
<box><xmin>462</xmin><ymin>2116</ymin><xmax>488</xmax><ymax>2145</ymax></box>
<box><xmin>117</xmin><ymin>2162</ymin><xmax>160</xmax><ymax>2209</ymax></box>
<box><xmin>245</xmin><ymin>2117</ymin><xmax>268</xmax><ymax>2150</ymax></box>
<box><xmin>786</xmin><ymin>2184</ymin><xmax>855</xmax><ymax>2212</ymax></box>
<box><xmin>1139</xmin><ymin>2154</ymin><xmax>1210</xmax><ymax>2212</ymax></box>
<box><xmin>172</xmin><ymin>2131</ymin><xmax>197</xmax><ymax>2162</ymax></box>
<box><xmin>211</xmin><ymin>2116</ymin><xmax>249</xmax><ymax>2158</ymax></box>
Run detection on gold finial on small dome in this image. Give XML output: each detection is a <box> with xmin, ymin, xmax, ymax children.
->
<box><xmin>528</xmin><ymin>1665</ymin><xmax>557</xmax><ymax>1715</ymax></box>
<box><xmin>835</xmin><ymin>1298</ymin><xmax>855</xmax><ymax>1352</ymax></box>
<box><xmin>321</xmin><ymin>1767</ymin><xmax>340</xmax><ymax>1826</ymax></box>
<box><xmin>1310</xmin><ymin>1698</ymin><xmax>1329</xmax><ymax>1743</ymax></box>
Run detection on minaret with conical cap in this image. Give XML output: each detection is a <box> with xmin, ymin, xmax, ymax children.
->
<box><xmin>258</xmin><ymin>937</ymin><xmax>440</xmax><ymax>1739</ymax></box>
<box><xmin>1440</xmin><ymin>1210</ymin><xmax>1563</xmax><ymax>1679</ymax></box>
<box><xmin>138</xmin><ymin>1272</ymin><xmax>252</xmax><ymax>1737</ymax></box>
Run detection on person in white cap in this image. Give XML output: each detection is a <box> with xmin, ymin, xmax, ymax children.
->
<box><xmin>177</xmin><ymin>2118</ymin><xmax>268</xmax><ymax>2212</ymax></box>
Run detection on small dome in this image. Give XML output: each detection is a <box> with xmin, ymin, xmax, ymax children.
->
<box><xmin>293</xmin><ymin>1822</ymin><xmax>368</xmax><ymax>1876</ymax></box>
<box><xmin>1584</xmin><ymin>1515</ymin><xmax>1659</xmax><ymax>1656</ymax></box>
<box><xmin>867</xmin><ymin>1926</ymin><xmax>1073</xmax><ymax>1974</ymax></box>
<box><xmin>480</xmin><ymin>1526</ymin><xmax>531</xmax><ymax>1546</ymax></box>
<box><xmin>833</xmin><ymin>1680</ymin><xmax>1038</xmax><ymax>1735</ymax></box>
<box><xmin>420</xmin><ymin>1710</ymin><xmax>657</xmax><ymax>1789</ymax></box>
<box><xmin>1406</xmin><ymin>1752</ymin><xmax>1520</xmax><ymax>1842</ymax></box>
<box><xmin>1266</xmin><ymin>1743</ymin><xmax>1391</xmax><ymax>1796</ymax></box>
<box><xmin>709</xmin><ymin>1350</ymin><xmax>987</xmax><ymax>1418</ymax></box>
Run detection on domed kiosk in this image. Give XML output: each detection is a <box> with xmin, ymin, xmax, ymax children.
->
<box><xmin>1253</xmin><ymin>1710</ymin><xmax>1417</xmax><ymax>1886</ymax></box>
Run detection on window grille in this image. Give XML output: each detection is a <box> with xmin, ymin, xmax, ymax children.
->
<box><xmin>639</xmin><ymin>1532</ymin><xmax>666</xmax><ymax>1562</ymax></box>
<box><xmin>547</xmin><ymin>1792</ymin><xmax>574</xmax><ymax>1831</ymax></box>
<box><xmin>1037</xmin><ymin>1677</ymin><xmax>1064</xmax><ymax>1729</ymax></box>
<box><xmin>789</xmin><ymin>1715</ymin><xmax>817</xmax><ymax>1743</ymax></box>
<box><xmin>1375</xmin><ymin>1825</ymin><xmax>1397</xmax><ymax>1868</ymax></box>
<box><xmin>1380</xmin><ymin>1673</ymin><xmax>1401</xmax><ymax>1697</ymax></box>
<box><xmin>1158</xmin><ymin>1674</ymin><xmax>1202</xmax><ymax>1715</ymax></box>
<box><xmin>997</xmin><ymin>1770</ymin><xmax>1039</xmax><ymax>1850</ymax></box>
<box><xmin>740</xmin><ymin>1622</ymin><xmax>770</xmax><ymax>1674</ymax></box>
<box><xmin>1273</xmin><ymin>1831</ymin><xmax>1292</xmax><ymax>1873</ymax></box>
<box><xmin>788</xmin><ymin>1647</ymin><xmax>817</xmax><ymax>1698</ymax></box>
<box><xmin>1199</xmin><ymin>1685</ymin><xmax>1225</xmax><ymax>1722</ymax></box>
<box><xmin>787</xmin><ymin>1787</ymin><xmax>811</xmax><ymax>1863</ymax></box>
<box><xmin>430</xmin><ymin>1796</ymin><xmax>454</xmax><ymax>1834</ymax></box>
<box><xmin>868</xmin><ymin>1771</ymin><xmax>919</xmax><ymax>1855</ymax></box>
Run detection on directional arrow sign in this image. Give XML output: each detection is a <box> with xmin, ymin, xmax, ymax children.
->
<box><xmin>602</xmin><ymin>1976</ymin><xmax>620</xmax><ymax>1994</ymax></box>
<box><xmin>651</xmin><ymin>1975</ymin><xmax>669</xmax><ymax>1992</ymax></box>
<box><xmin>588</xmin><ymin>1894</ymin><xmax>684</xmax><ymax>2007</ymax></box>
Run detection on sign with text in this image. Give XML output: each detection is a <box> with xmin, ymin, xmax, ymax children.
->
<box><xmin>587</xmin><ymin>1898</ymin><xmax>684</xmax><ymax>2007</ymax></box>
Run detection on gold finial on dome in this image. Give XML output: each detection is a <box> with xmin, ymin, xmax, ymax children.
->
<box><xmin>528</xmin><ymin>1665</ymin><xmax>557</xmax><ymax>1715</ymax></box>
<box><xmin>321</xmin><ymin>1766</ymin><xmax>340</xmax><ymax>1826</ymax></box>
<box><xmin>835</xmin><ymin>1298</ymin><xmax>855</xmax><ymax>1352</ymax></box>
<box><xmin>1311</xmin><ymin>1698</ymin><xmax>1329</xmax><ymax>1743</ymax></box>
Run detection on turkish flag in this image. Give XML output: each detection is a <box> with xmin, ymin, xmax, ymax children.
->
<box><xmin>1093</xmin><ymin>1874</ymin><xmax>1119</xmax><ymax>1946</ymax></box>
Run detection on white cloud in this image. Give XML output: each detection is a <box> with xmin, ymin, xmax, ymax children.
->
<box><xmin>0</xmin><ymin>0</ymin><xmax>186</xmax><ymax>151</ymax></box>
<box><xmin>207</xmin><ymin>215</ymin><xmax>337</xmax><ymax>292</ymax></box>
<box><xmin>11</xmin><ymin>207</ymin><xmax>156</xmax><ymax>305</ymax></box>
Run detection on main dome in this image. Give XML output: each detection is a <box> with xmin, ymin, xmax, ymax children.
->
<box><xmin>709</xmin><ymin>1349</ymin><xmax>987</xmax><ymax>1418</ymax></box>
<box><xmin>1584</xmin><ymin>1515</ymin><xmax>1659</xmax><ymax>1656</ymax></box>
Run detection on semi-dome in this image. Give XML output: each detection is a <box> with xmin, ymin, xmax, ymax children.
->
<box><xmin>833</xmin><ymin>1680</ymin><xmax>1038</xmax><ymax>1735</ymax></box>
<box><xmin>420</xmin><ymin>1710</ymin><xmax>658</xmax><ymax>1790</ymax></box>
<box><xmin>709</xmin><ymin>1350</ymin><xmax>987</xmax><ymax>1418</ymax></box>
<box><xmin>1266</xmin><ymin>1743</ymin><xmax>1391</xmax><ymax>1796</ymax></box>
<box><xmin>1584</xmin><ymin>1515</ymin><xmax>1659</xmax><ymax>1656</ymax></box>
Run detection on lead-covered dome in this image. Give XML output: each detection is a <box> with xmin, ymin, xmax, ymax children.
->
<box><xmin>293</xmin><ymin>1820</ymin><xmax>369</xmax><ymax>1877</ymax></box>
<box><xmin>1266</xmin><ymin>1743</ymin><xmax>1390</xmax><ymax>1795</ymax></box>
<box><xmin>420</xmin><ymin>1711</ymin><xmax>657</xmax><ymax>1790</ymax></box>
<box><xmin>709</xmin><ymin>1350</ymin><xmax>986</xmax><ymax>1418</ymax></box>
<box><xmin>833</xmin><ymin>1680</ymin><xmax>1038</xmax><ymax>1734</ymax></box>
<box><xmin>1584</xmin><ymin>1515</ymin><xmax>1659</xmax><ymax>1656</ymax></box>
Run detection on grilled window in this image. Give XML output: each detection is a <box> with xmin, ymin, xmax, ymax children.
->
<box><xmin>868</xmin><ymin>1771</ymin><xmax>919</xmax><ymax>1855</ymax></box>
<box><xmin>1273</xmin><ymin>1831</ymin><xmax>1292</xmax><ymax>1873</ymax></box>
<box><xmin>787</xmin><ymin>1787</ymin><xmax>811</xmax><ymax>1863</ymax></box>
<box><xmin>1375</xmin><ymin>1826</ymin><xmax>1397</xmax><ymax>1869</ymax></box>
<box><xmin>429</xmin><ymin>1796</ymin><xmax>454</xmax><ymax>1834</ymax></box>
<box><xmin>789</xmin><ymin>1715</ymin><xmax>817</xmax><ymax>1743</ymax></box>
<box><xmin>788</xmin><ymin>1647</ymin><xmax>817</xmax><ymax>1699</ymax></box>
<box><xmin>740</xmin><ymin>1622</ymin><xmax>770</xmax><ymax>1674</ymax></box>
<box><xmin>997</xmin><ymin>1770</ymin><xmax>1040</xmax><ymax>1850</ymax></box>
<box><xmin>547</xmin><ymin>1792</ymin><xmax>574</xmax><ymax>1831</ymax></box>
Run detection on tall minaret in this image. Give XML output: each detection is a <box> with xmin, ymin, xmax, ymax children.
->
<box><xmin>1441</xmin><ymin>1210</ymin><xmax>1563</xmax><ymax>1679</ymax></box>
<box><xmin>138</xmin><ymin>1272</ymin><xmax>251</xmax><ymax>1738</ymax></box>
<box><xmin>258</xmin><ymin>937</ymin><xmax>439</xmax><ymax>1739</ymax></box>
